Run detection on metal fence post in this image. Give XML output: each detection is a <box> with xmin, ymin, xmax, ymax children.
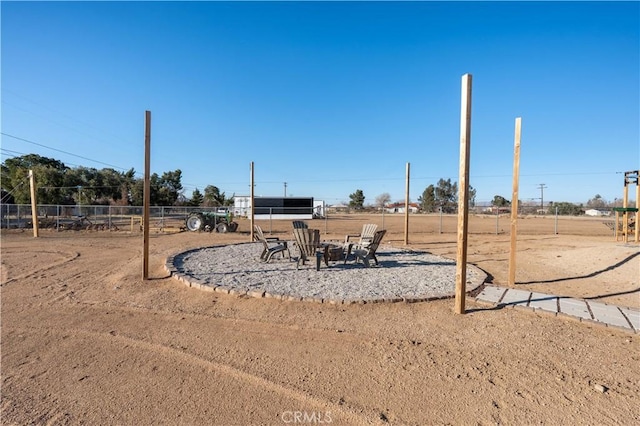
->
<box><xmin>324</xmin><ymin>210</ymin><xmax>328</xmax><ymax>234</ymax></box>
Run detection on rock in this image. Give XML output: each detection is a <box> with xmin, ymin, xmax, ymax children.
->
<box><xmin>594</xmin><ymin>384</ymin><xmax>608</xmax><ymax>393</ymax></box>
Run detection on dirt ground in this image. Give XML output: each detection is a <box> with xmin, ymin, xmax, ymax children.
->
<box><xmin>1</xmin><ymin>214</ymin><xmax>639</xmax><ymax>425</ymax></box>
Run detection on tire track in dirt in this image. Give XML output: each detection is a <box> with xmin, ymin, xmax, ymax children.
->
<box><xmin>6</xmin><ymin>324</ymin><xmax>375</xmax><ymax>425</ymax></box>
<box><xmin>1</xmin><ymin>250</ymin><xmax>80</xmax><ymax>286</ymax></box>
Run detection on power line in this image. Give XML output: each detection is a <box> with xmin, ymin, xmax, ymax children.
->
<box><xmin>0</xmin><ymin>176</ymin><xmax>29</xmax><ymax>202</ymax></box>
<box><xmin>1</xmin><ymin>132</ymin><xmax>132</xmax><ymax>172</ymax></box>
<box><xmin>2</xmin><ymin>89</ymin><xmax>132</xmax><ymax>146</ymax></box>
<box><xmin>1</xmin><ymin>148</ymin><xmax>98</xmax><ymax>170</ymax></box>
<box><xmin>1</xmin><ymin>148</ymin><xmax>28</xmax><ymax>156</ymax></box>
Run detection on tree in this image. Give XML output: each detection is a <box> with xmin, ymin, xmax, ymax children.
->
<box><xmin>116</xmin><ymin>168</ymin><xmax>136</xmax><ymax>206</ymax></box>
<box><xmin>492</xmin><ymin>195</ymin><xmax>511</xmax><ymax>207</ymax></box>
<box><xmin>155</xmin><ymin>169</ymin><xmax>183</xmax><ymax>206</ymax></box>
<box><xmin>129</xmin><ymin>178</ymin><xmax>145</xmax><ymax>206</ymax></box>
<box><xmin>190</xmin><ymin>188</ymin><xmax>204</xmax><ymax>206</ymax></box>
<box><xmin>95</xmin><ymin>168</ymin><xmax>127</xmax><ymax>204</ymax></box>
<box><xmin>435</xmin><ymin>178</ymin><xmax>458</xmax><ymax>213</ymax></box>
<box><xmin>1</xmin><ymin>154</ymin><xmax>68</xmax><ymax>204</ymax></box>
<box><xmin>1</xmin><ymin>154</ymin><xmax>192</xmax><ymax>207</ymax></box>
<box><xmin>375</xmin><ymin>193</ymin><xmax>391</xmax><ymax>210</ymax></box>
<box><xmin>348</xmin><ymin>189</ymin><xmax>365</xmax><ymax>209</ymax></box>
<box><xmin>587</xmin><ymin>194</ymin><xmax>607</xmax><ymax>209</ymax></box>
<box><xmin>549</xmin><ymin>201</ymin><xmax>583</xmax><ymax>215</ymax></box>
<box><xmin>64</xmin><ymin>166</ymin><xmax>100</xmax><ymax>204</ymax></box>
<box><xmin>129</xmin><ymin>169</ymin><xmax>183</xmax><ymax>206</ymax></box>
<box><xmin>203</xmin><ymin>185</ymin><xmax>226</xmax><ymax>206</ymax></box>
<box><xmin>469</xmin><ymin>185</ymin><xmax>477</xmax><ymax>208</ymax></box>
<box><xmin>418</xmin><ymin>185</ymin><xmax>436</xmax><ymax>212</ymax></box>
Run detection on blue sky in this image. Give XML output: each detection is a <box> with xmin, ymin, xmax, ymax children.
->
<box><xmin>2</xmin><ymin>1</ymin><xmax>638</xmax><ymax>206</ymax></box>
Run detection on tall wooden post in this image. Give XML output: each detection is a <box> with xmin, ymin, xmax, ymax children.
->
<box><xmin>28</xmin><ymin>169</ymin><xmax>39</xmax><ymax>238</ymax></box>
<box><xmin>404</xmin><ymin>162</ymin><xmax>410</xmax><ymax>245</ymax></box>
<box><xmin>250</xmin><ymin>161</ymin><xmax>255</xmax><ymax>241</ymax></box>
<box><xmin>142</xmin><ymin>111</ymin><xmax>151</xmax><ymax>280</ymax></box>
<box><xmin>634</xmin><ymin>176</ymin><xmax>640</xmax><ymax>243</ymax></box>
<box><xmin>455</xmin><ymin>74</ymin><xmax>472</xmax><ymax>314</ymax></box>
<box><xmin>508</xmin><ymin>118</ymin><xmax>522</xmax><ymax>286</ymax></box>
<box><xmin>623</xmin><ymin>180</ymin><xmax>629</xmax><ymax>243</ymax></box>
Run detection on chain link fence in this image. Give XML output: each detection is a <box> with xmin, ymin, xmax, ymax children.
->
<box><xmin>0</xmin><ymin>204</ymin><xmax>228</xmax><ymax>232</ymax></box>
<box><xmin>0</xmin><ymin>203</ymin><xmax>620</xmax><ymax>238</ymax></box>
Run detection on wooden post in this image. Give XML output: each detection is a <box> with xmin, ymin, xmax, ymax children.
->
<box><xmin>404</xmin><ymin>162</ymin><xmax>410</xmax><ymax>245</ymax></box>
<box><xmin>508</xmin><ymin>118</ymin><xmax>521</xmax><ymax>286</ymax></box>
<box><xmin>455</xmin><ymin>74</ymin><xmax>472</xmax><ymax>314</ymax></box>
<box><xmin>142</xmin><ymin>111</ymin><xmax>151</xmax><ymax>280</ymax></box>
<box><xmin>28</xmin><ymin>169</ymin><xmax>39</xmax><ymax>238</ymax></box>
<box><xmin>250</xmin><ymin>161</ymin><xmax>255</xmax><ymax>241</ymax></box>
<box><xmin>634</xmin><ymin>181</ymin><xmax>640</xmax><ymax>243</ymax></box>
<box><xmin>623</xmin><ymin>182</ymin><xmax>629</xmax><ymax>243</ymax></box>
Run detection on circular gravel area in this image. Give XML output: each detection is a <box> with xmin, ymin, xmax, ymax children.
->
<box><xmin>166</xmin><ymin>242</ymin><xmax>487</xmax><ymax>304</ymax></box>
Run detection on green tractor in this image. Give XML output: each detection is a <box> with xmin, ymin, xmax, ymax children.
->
<box><xmin>185</xmin><ymin>209</ymin><xmax>239</xmax><ymax>233</ymax></box>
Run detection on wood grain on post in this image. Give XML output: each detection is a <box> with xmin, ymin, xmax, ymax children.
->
<box><xmin>635</xmin><ymin>181</ymin><xmax>640</xmax><ymax>243</ymax></box>
<box><xmin>250</xmin><ymin>162</ymin><xmax>255</xmax><ymax>242</ymax></box>
<box><xmin>623</xmin><ymin>184</ymin><xmax>629</xmax><ymax>243</ymax></box>
<box><xmin>142</xmin><ymin>111</ymin><xmax>151</xmax><ymax>280</ymax></box>
<box><xmin>455</xmin><ymin>74</ymin><xmax>472</xmax><ymax>314</ymax></box>
<box><xmin>29</xmin><ymin>169</ymin><xmax>39</xmax><ymax>238</ymax></box>
<box><xmin>404</xmin><ymin>162</ymin><xmax>410</xmax><ymax>245</ymax></box>
<box><xmin>508</xmin><ymin>118</ymin><xmax>521</xmax><ymax>286</ymax></box>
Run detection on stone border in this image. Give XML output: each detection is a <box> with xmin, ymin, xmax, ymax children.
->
<box><xmin>165</xmin><ymin>244</ymin><xmax>488</xmax><ymax>305</ymax></box>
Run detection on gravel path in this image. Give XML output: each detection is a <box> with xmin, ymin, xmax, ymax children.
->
<box><xmin>168</xmin><ymin>242</ymin><xmax>487</xmax><ymax>303</ymax></box>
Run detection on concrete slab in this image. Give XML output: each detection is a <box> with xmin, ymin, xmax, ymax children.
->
<box><xmin>476</xmin><ymin>285</ymin><xmax>507</xmax><ymax>304</ymax></box>
<box><xmin>559</xmin><ymin>298</ymin><xmax>592</xmax><ymax>321</ymax></box>
<box><xmin>619</xmin><ymin>307</ymin><xmax>640</xmax><ymax>332</ymax></box>
<box><xmin>528</xmin><ymin>292</ymin><xmax>558</xmax><ymax>313</ymax></box>
<box><xmin>499</xmin><ymin>289</ymin><xmax>531</xmax><ymax>307</ymax></box>
<box><xmin>588</xmin><ymin>301</ymin><xmax>632</xmax><ymax>330</ymax></box>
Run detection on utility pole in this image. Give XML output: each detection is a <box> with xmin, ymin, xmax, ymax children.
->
<box><xmin>537</xmin><ymin>184</ymin><xmax>547</xmax><ymax>214</ymax></box>
<box><xmin>284</xmin><ymin>182</ymin><xmax>287</xmax><ymax>197</ymax></box>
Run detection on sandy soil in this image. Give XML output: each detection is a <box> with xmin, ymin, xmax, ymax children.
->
<box><xmin>1</xmin><ymin>215</ymin><xmax>639</xmax><ymax>425</ymax></box>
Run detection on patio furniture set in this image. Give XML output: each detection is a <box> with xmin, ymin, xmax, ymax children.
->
<box><xmin>254</xmin><ymin>222</ymin><xmax>387</xmax><ymax>271</ymax></box>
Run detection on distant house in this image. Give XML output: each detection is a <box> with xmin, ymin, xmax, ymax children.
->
<box><xmin>585</xmin><ymin>209</ymin><xmax>610</xmax><ymax>217</ymax></box>
<box><xmin>327</xmin><ymin>204</ymin><xmax>349</xmax><ymax>213</ymax></box>
<box><xmin>385</xmin><ymin>202</ymin><xmax>420</xmax><ymax>214</ymax></box>
<box><xmin>482</xmin><ymin>206</ymin><xmax>511</xmax><ymax>214</ymax></box>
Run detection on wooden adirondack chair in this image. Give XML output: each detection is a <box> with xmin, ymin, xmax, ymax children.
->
<box><xmin>344</xmin><ymin>223</ymin><xmax>378</xmax><ymax>246</ymax></box>
<box><xmin>350</xmin><ymin>229</ymin><xmax>387</xmax><ymax>267</ymax></box>
<box><xmin>292</xmin><ymin>227</ymin><xmax>322</xmax><ymax>270</ymax></box>
<box><xmin>292</xmin><ymin>220</ymin><xmax>308</xmax><ymax>229</ymax></box>
<box><xmin>254</xmin><ymin>225</ymin><xmax>289</xmax><ymax>263</ymax></box>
